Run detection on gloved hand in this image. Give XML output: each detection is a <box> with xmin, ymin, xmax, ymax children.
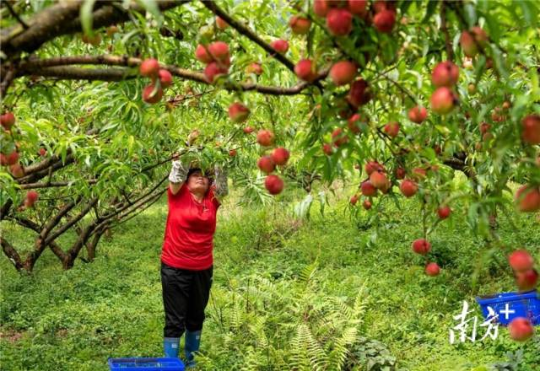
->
<box><xmin>213</xmin><ymin>164</ymin><xmax>229</xmax><ymax>198</ymax></box>
<box><xmin>168</xmin><ymin>159</ymin><xmax>189</xmax><ymax>184</ymax></box>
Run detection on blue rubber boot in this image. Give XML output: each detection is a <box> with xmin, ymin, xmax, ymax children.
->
<box><xmin>164</xmin><ymin>337</ymin><xmax>180</xmax><ymax>358</ymax></box>
<box><xmin>184</xmin><ymin>330</ymin><xmax>202</xmax><ymax>368</ymax></box>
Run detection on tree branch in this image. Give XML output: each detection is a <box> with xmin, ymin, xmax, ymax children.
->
<box><xmin>4</xmin><ymin>0</ymin><xmax>29</xmax><ymax>29</ymax></box>
<box><xmin>0</xmin><ymin>0</ymin><xmax>83</xmax><ymax>56</ymax></box>
<box><xmin>0</xmin><ymin>68</ymin><xmax>17</xmax><ymax>99</ymax></box>
<box><xmin>17</xmin><ymin>152</ymin><xmax>76</xmax><ymax>184</ymax></box>
<box><xmin>0</xmin><ymin>237</ymin><xmax>23</xmax><ymax>271</ymax></box>
<box><xmin>18</xmin><ymin>55</ymin><xmax>316</xmax><ymax>95</ymax></box>
<box><xmin>0</xmin><ymin>0</ymin><xmax>190</xmax><ymax>59</ymax></box>
<box><xmin>0</xmin><ymin>200</ymin><xmax>13</xmax><ymax>221</ymax></box>
<box><xmin>19</xmin><ymin>179</ymin><xmax>98</xmax><ymax>190</ymax></box>
<box><xmin>43</xmin><ymin>198</ymin><xmax>98</xmax><ymax>246</ymax></box>
<box><xmin>21</xmin><ymin>66</ymin><xmax>136</xmax><ymax>82</ymax></box>
<box><xmin>8</xmin><ymin>215</ymin><xmax>67</xmax><ymax>262</ymax></box>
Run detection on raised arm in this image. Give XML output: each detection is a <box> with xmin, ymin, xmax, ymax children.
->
<box><xmin>168</xmin><ymin>159</ymin><xmax>189</xmax><ymax>195</ymax></box>
<box><xmin>213</xmin><ymin>165</ymin><xmax>229</xmax><ymax>201</ymax></box>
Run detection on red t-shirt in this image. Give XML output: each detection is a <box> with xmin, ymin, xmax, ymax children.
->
<box><xmin>161</xmin><ymin>183</ymin><xmax>221</xmax><ymax>270</ymax></box>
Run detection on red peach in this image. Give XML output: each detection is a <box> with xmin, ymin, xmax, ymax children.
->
<box><xmin>431</xmin><ymin>61</ymin><xmax>459</xmax><ymax>87</ymax></box>
<box><xmin>0</xmin><ymin>112</ymin><xmax>15</xmax><ymax>130</ymax></box>
<box><xmin>332</xmin><ymin>128</ymin><xmax>348</xmax><ymax>147</ymax></box>
<box><xmin>265</xmin><ymin>174</ymin><xmax>284</xmax><ymax>195</ymax></box>
<box><xmin>270</xmin><ymin>39</ymin><xmax>289</xmax><ymax>53</ymax></box>
<box><xmin>228</xmin><ymin>102</ymin><xmax>250</xmax><ymax>123</ymax></box>
<box><xmin>295</xmin><ymin>59</ymin><xmax>317</xmax><ymax>82</ymax></box>
<box><xmin>158</xmin><ymin>69</ymin><xmax>173</xmax><ymax>88</ymax></box>
<box><xmin>272</xmin><ymin>147</ymin><xmax>290</xmax><ymax>166</ymax></box>
<box><xmin>329</xmin><ymin>61</ymin><xmax>357</xmax><ymax>86</ymax></box>
<box><xmin>326</xmin><ymin>8</ymin><xmax>353</xmax><ymax>36</ymax></box>
<box><xmin>204</xmin><ymin>62</ymin><xmax>228</xmax><ymax>83</ymax></box>
<box><xmin>437</xmin><ymin>205</ymin><xmax>451</xmax><ymax>219</ymax></box>
<box><xmin>347</xmin><ymin>79</ymin><xmax>371</xmax><ymax>107</ymax></box>
<box><xmin>361</xmin><ymin>181</ymin><xmax>377</xmax><ymax>197</ymax></box>
<box><xmin>246</xmin><ymin>62</ymin><xmax>263</xmax><ymax>75</ymax></box>
<box><xmin>384</xmin><ymin>122</ymin><xmax>400</xmax><ymax>138</ymax></box>
<box><xmin>195</xmin><ymin>44</ymin><xmax>213</xmax><ymax>64</ymax></box>
<box><xmin>257</xmin><ymin>156</ymin><xmax>276</xmax><ymax>174</ymax></box>
<box><xmin>216</xmin><ymin>17</ymin><xmax>228</xmax><ymax>30</ymax></box>
<box><xmin>314</xmin><ymin>0</ymin><xmax>330</xmax><ymax>17</ymax></box>
<box><xmin>139</xmin><ymin>58</ymin><xmax>160</xmax><ymax>78</ymax></box>
<box><xmin>208</xmin><ymin>42</ymin><xmax>230</xmax><ymax>62</ymax></box>
<box><xmin>515</xmin><ymin>269</ymin><xmax>538</xmax><ymax>292</ymax></box>
<box><xmin>400</xmin><ymin>179</ymin><xmax>418</xmax><ymax>198</ymax></box>
<box><xmin>508</xmin><ymin>318</ymin><xmax>534</xmax><ymax>342</ymax></box>
<box><xmin>521</xmin><ymin>114</ymin><xmax>540</xmax><ymax>145</ymax></box>
<box><xmin>425</xmin><ymin>262</ymin><xmax>440</xmax><ymax>276</ymax></box>
<box><xmin>412</xmin><ymin>239</ymin><xmax>431</xmax><ymax>255</ymax></box>
<box><xmin>373</xmin><ymin>9</ymin><xmax>396</xmax><ymax>33</ymax></box>
<box><xmin>370</xmin><ymin>171</ymin><xmax>388</xmax><ymax>190</ymax></box>
<box><xmin>289</xmin><ymin>16</ymin><xmax>311</xmax><ymax>34</ymax></box>
<box><xmin>257</xmin><ymin>129</ymin><xmax>275</xmax><ymax>146</ymax></box>
<box><xmin>408</xmin><ymin>106</ymin><xmax>427</xmax><ymax>124</ymax></box>
<box><xmin>508</xmin><ymin>250</ymin><xmax>534</xmax><ymax>272</ymax></box>
<box><xmin>347</xmin><ymin>0</ymin><xmax>367</xmax><ymax>16</ymax></box>
<box><xmin>142</xmin><ymin>84</ymin><xmax>163</xmax><ymax>104</ymax></box>
<box><xmin>323</xmin><ymin>143</ymin><xmax>333</xmax><ymax>155</ymax></box>
<box><xmin>515</xmin><ymin>185</ymin><xmax>540</xmax><ymax>212</ymax></box>
<box><xmin>430</xmin><ymin>87</ymin><xmax>457</xmax><ymax>114</ymax></box>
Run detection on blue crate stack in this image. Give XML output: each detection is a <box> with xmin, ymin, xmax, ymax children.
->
<box><xmin>476</xmin><ymin>290</ymin><xmax>540</xmax><ymax>326</ymax></box>
<box><xmin>108</xmin><ymin>357</ymin><xmax>185</xmax><ymax>371</ymax></box>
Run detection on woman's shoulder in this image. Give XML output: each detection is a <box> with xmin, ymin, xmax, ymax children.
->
<box><xmin>168</xmin><ymin>182</ymin><xmax>188</xmax><ymax>199</ymax></box>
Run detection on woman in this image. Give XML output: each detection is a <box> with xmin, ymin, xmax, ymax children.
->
<box><xmin>161</xmin><ymin>158</ymin><xmax>228</xmax><ymax>368</ymax></box>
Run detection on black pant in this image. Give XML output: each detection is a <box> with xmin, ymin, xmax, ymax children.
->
<box><xmin>161</xmin><ymin>261</ymin><xmax>213</xmax><ymax>338</ymax></box>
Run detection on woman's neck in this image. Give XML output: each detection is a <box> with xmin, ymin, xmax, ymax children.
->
<box><xmin>190</xmin><ymin>191</ymin><xmax>204</xmax><ymax>203</ymax></box>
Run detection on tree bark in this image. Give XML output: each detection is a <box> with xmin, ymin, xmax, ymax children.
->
<box><xmin>0</xmin><ymin>237</ymin><xmax>23</xmax><ymax>271</ymax></box>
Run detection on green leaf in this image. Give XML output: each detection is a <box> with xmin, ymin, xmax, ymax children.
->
<box><xmin>490</xmin><ymin>45</ymin><xmax>508</xmax><ymax>80</ymax></box>
<box><xmin>422</xmin><ymin>0</ymin><xmax>439</xmax><ymax>24</ymax></box>
<box><xmin>518</xmin><ymin>0</ymin><xmax>539</xmax><ymax>28</ymax></box>
<box><xmin>61</xmin><ymin>145</ymin><xmax>67</xmax><ymax>164</ymax></box>
<box><xmin>463</xmin><ymin>3</ymin><xmax>477</xmax><ymax>28</ymax></box>
<box><xmin>473</xmin><ymin>55</ymin><xmax>486</xmax><ymax>84</ymax></box>
<box><xmin>128</xmin><ymin>135</ymin><xmax>135</xmax><ymax>155</ymax></box>
<box><xmin>399</xmin><ymin>0</ymin><xmax>416</xmax><ymax>15</ymax></box>
<box><xmin>134</xmin><ymin>0</ymin><xmax>163</xmax><ymax>24</ymax></box>
<box><xmin>80</xmin><ymin>0</ymin><xmax>97</xmax><ymax>36</ymax></box>
<box><xmin>482</xmin><ymin>12</ymin><xmax>501</xmax><ymax>42</ymax></box>
<box><xmin>121</xmin><ymin>29</ymin><xmax>142</xmax><ymax>47</ymax></box>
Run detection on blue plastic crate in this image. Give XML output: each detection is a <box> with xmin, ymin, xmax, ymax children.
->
<box><xmin>108</xmin><ymin>357</ymin><xmax>185</xmax><ymax>371</ymax></box>
<box><xmin>475</xmin><ymin>290</ymin><xmax>540</xmax><ymax>326</ymax></box>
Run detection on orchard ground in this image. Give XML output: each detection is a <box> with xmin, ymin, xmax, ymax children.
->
<box><xmin>1</xmin><ymin>178</ymin><xmax>539</xmax><ymax>371</ymax></box>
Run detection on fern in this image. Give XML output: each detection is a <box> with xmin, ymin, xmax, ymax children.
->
<box><xmin>304</xmin><ymin>324</ymin><xmax>328</xmax><ymax>371</ymax></box>
<box><xmin>229</xmin><ymin>300</ymin><xmax>242</xmax><ymax>332</ymax></box>
<box><xmin>328</xmin><ymin>327</ymin><xmax>357</xmax><ymax>369</ymax></box>
<box><xmin>299</xmin><ymin>259</ymin><xmax>319</xmax><ymax>284</ymax></box>
<box><xmin>205</xmin><ymin>267</ymin><xmax>397</xmax><ymax>370</ymax></box>
<box><xmin>290</xmin><ymin>324</ymin><xmax>313</xmax><ymax>371</ymax></box>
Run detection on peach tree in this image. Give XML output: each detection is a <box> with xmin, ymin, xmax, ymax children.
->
<box><xmin>0</xmin><ymin>0</ymin><xmax>538</xmax><ymax>329</ymax></box>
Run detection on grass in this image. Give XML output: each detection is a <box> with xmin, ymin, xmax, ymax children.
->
<box><xmin>1</xmin><ymin>182</ymin><xmax>539</xmax><ymax>370</ymax></box>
